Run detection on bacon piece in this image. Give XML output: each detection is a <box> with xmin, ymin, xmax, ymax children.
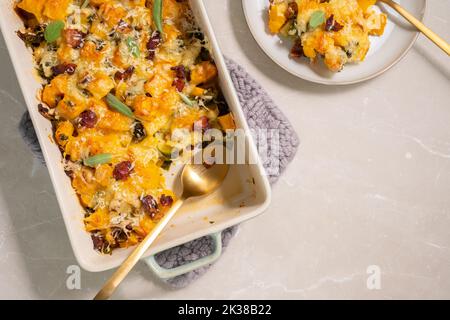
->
<box><xmin>63</xmin><ymin>29</ymin><xmax>85</xmax><ymax>49</ymax></box>
<box><xmin>290</xmin><ymin>39</ymin><xmax>304</xmax><ymax>58</ymax></box>
<box><xmin>141</xmin><ymin>195</ymin><xmax>159</xmax><ymax>218</ymax></box>
<box><xmin>171</xmin><ymin>65</ymin><xmax>188</xmax><ymax>92</ymax></box>
<box><xmin>146</xmin><ymin>31</ymin><xmax>162</xmax><ymax>60</ymax></box>
<box><xmin>285</xmin><ymin>2</ymin><xmax>298</xmax><ymax>19</ymax></box>
<box><xmin>160</xmin><ymin>194</ymin><xmax>174</xmax><ymax>207</ymax></box>
<box><xmin>114</xmin><ymin>66</ymin><xmax>135</xmax><ymax>81</ymax></box>
<box><xmin>91</xmin><ymin>234</ymin><xmax>106</xmax><ymax>251</ymax></box>
<box><xmin>325</xmin><ymin>15</ymin><xmax>343</xmax><ymax>32</ymax></box>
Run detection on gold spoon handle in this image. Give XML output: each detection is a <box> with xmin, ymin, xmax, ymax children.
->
<box><xmin>94</xmin><ymin>199</ymin><xmax>185</xmax><ymax>300</ymax></box>
<box><xmin>380</xmin><ymin>0</ymin><xmax>450</xmax><ymax>55</ymax></box>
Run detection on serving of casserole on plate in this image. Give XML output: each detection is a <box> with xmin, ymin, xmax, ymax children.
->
<box><xmin>268</xmin><ymin>0</ymin><xmax>387</xmax><ymax>72</ymax></box>
<box><xmin>243</xmin><ymin>0</ymin><xmax>427</xmax><ymax>84</ymax></box>
<box><xmin>0</xmin><ymin>0</ymin><xmax>271</xmax><ymax>272</ymax></box>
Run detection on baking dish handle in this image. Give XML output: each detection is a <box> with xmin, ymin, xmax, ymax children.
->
<box><xmin>143</xmin><ymin>232</ymin><xmax>223</xmax><ymax>279</ymax></box>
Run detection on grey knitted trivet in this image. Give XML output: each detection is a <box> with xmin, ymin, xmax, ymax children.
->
<box><xmin>19</xmin><ymin>58</ymin><xmax>299</xmax><ymax>288</ymax></box>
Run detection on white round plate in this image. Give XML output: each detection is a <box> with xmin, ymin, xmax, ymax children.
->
<box><xmin>242</xmin><ymin>0</ymin><xmax>427</xmax><ymax>85</ymax></box>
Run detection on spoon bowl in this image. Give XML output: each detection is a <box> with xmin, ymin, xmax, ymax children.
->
<box><xmin>181</xmin><ymin>163</ymin><xmax>229</xmax><ymax>199</ymax></box>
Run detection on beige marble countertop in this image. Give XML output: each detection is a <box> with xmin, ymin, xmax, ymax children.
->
<box><xmin>0</xmin><ymin>0</ymin><xmax>449</xmax><ymax>299</ymax></box>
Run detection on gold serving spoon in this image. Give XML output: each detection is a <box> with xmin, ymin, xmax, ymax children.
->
<box><xmin>94</xmin><ymin>151</ymin><xmax>229</xmax><ymax>300</ymax></box>
<box><xmin>377</xmin><ymin>0</ymin><xmax>450</xmax><ymax>55</ymax></box>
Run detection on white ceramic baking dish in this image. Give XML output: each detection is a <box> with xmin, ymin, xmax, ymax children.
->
<box><xmin>0</xmin><ymin>0</ymin><xmax>271</xmax><ymax>273</ymax></box>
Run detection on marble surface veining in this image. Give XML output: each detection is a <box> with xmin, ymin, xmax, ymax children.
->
<box><xmin>0</xmin><ymin>0</ymin><xmax>449</xmax><ymax>299</ymax></box>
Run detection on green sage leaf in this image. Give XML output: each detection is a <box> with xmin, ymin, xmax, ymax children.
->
<box><xmin>106</xmin><ymin>93</ymin><xmax>135</xmax><ymax>119</ymax></box>
<box><xmin>81</xmin><ymin>0</ymin><xmax>90</xmax><ymax>9</ymax></box>
<box><xmin>178</xmin><ymin>92</ymin><xmax>194</xmax><ymax>107</ymax></box>
<box><xmin>309</xmin><ymin>11</ymin><xmax>325</xmax><ymax>29</ymax></box>
<box><xmin>153</xmin><ymin>0</ymin><xmax>164</xmax><ymax>34</ymax></box>
<box><xmin>126</xmin><ymin>37</ymin><xmax>140</xmax><ymax>58</ymax></box>
<box><xmin>84</xmin><ymin>153</ymin><xmax>112</xmax><ymax>167</ymax></box>
<box><xmin>44</xmin><ymin>20</ymin><xmax>65</xmax><ymax>43</ymax></box>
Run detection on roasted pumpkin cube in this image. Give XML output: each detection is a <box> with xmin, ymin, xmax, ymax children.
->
<box><xmin>112</xmin><ymin>48</ymin><xmax>127</xmax><ymax>69</ymax></box>
<box><xmin>324</xmin><ymin>47</ymin><xmax>347</xmax><ymax>72</ymax></box>
<box><xmin>89</xmin><ymin>0</ymin><xmax>112</xmax><ymax>5</ymax></box>
<box><xmin>42</xmin><ymin>74</ymin><xmax>71</xmax><ymax>108</ymax></box>
<box><xmin>56</xmin><ymin>97</ymin><xmax>87</xmax><ymax>120</ymax></box>
<box><xmin>73</xmin><ymin>168</ymin><xmax>100</xmax><ymax>208</ymax></box>
<box><xmin>132</xmin><ymin>95</ymin><xmax>171</xmax><ymax>132</ymax></box>
<box><xmin>133</xmin><ymin>162</ymin><xmax>165</xmax><ymax>191</ymax></box>
<box><xmin>87</xmin><ymin>73</ymin><xmax>115</xmax><ymax>100</ymax></box>
<box><xmin>99</xmin><ymin>3</ymin><xmax>127</xmax><ymax>28</ymax></box>
<box><xmin>57</xmin><ymin>44</ymin><xmax>76</xmax><ymax>63</ymax></box>
<box><xmin>90</xmin><ymin>20</ymin><xmax>109</xmax><ymax>39</ymax></box>
<box><xmin>55</xmin><ymin>121</ymin><xmax>74</xmax><ymax>147</ymax></box>
<box><xmin>80</xmin><ymin>41</ymin><xmax>105</xmax><ymax>65</ymax></box>
<box><xmin>366</xmin><ymin>11</ymin><xmax>387</xmax><ymax>36</ymax></box>
<box><xmin>124</xmin><ymin>0</ymin><xmax>147</xmax><ymax>7</ymax></box>
<box><xmin>268</xmin><ymin>1</ymin><xmax>288</xmax><ymax>34</ymax></box>
<box><xmin>144</xmin><ymin>73</ymin><xmax>173</xmax><ymax>98</ymax></box>
<box><xmin>190</xmin><ymin>61</ymin><xmax>218</xmax><ymax>85</ymax></box>
<box><xmin>95</xmin><ymin>164</ymin><xmax>113</xmax><ymax>187</ymax></box>
<box><xmin>16</xmin><ymin>0</ymin><xmax>45</xmax><ymax>22</ymax></box>
<box><xmin>358</xmin><ymin>0</ymin><xmax>377</xmax><ymax>12</ymax></box>
<box><xmin>162</xmin><ymin>0</ymin><xmax>182</xmax><ymax>20</ymax></box>
<box><xmin>191</xmin><ymin>86</ymin><xmax>206</xmax><ymax>97</ymax></box>
<box><xmin>121</xmin><ymin>233</ymin><xmax>140</xmax><ymax>247</ymax></box>
<box><xmin>162</xmin><ymin>23</ymin><xmax>181</xmax><ymax>43</ymax></box>
<box><xmin>42</xmin><ymin>84</ymin><xmax>62</xmax><ymax>108</ymax></box>
<box><xmin>133</xmin><ymin>95</ymin><xmax>159</xmax><ymax>120</ymax></box>
<box><xmin>140</xmin><ymin>215</ymin><xmax>156</xmax><ymax>234</ymax></box>
<box><xmin>84</xmin><ymin>208</ymin><xmax>110</xmax><ymax>232</ymax></box>
<box><xmin>91</xmin><ymin>100</ymin><xmax>133</xmax><ymax>131</ymax></box>
<box><xmin>218</xmin><ymin>113</ymin><xmax>236</xmax><ymax>130</ymax></box>
<box><xmin>43</xmin><ymin>0</ymin><xmax>71</xmax><ymax>20</ymax></box>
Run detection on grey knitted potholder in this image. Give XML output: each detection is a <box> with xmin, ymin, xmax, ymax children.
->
<box><xmin>19</xmin><ymin>58</ymin><xmax>299</xmax><ymax>288</ymax></box>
